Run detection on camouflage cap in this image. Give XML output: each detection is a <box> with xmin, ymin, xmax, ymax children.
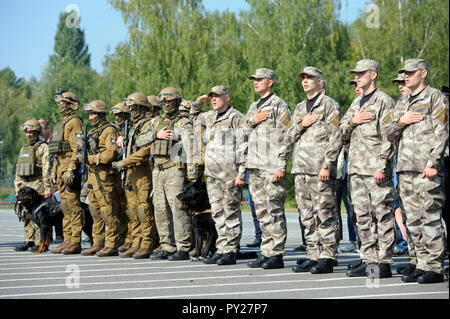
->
<box><xmin>392</xmin><ymin>73</ymin><xmax>406</xmax><ymax>83</ymax></box>
<box><xmin>298</xmin><ymin>66</ymin><xmax>324</xmax><ymax>79</ymax></box>
<box><xmin>207</xmin><ymin>85</ymin><xmax>230</xmax><ymax>96</ymax></box>
<box><xmin>398</xmin><ymin>58</ymin><xmax>428</xmax><ymax>73</ymax></box>
<box><xmin>248</xmin><ymin>68</ymin><xmax>276</xmax><ymax>80</ymax></box>
<box><xmin>349</xmin><ymin>59</ymin><xmax>379</xmax><ymax>74</ymax></box>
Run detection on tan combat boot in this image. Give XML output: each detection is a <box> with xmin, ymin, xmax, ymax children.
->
<box><xmin>118</xmin><ymin>242</ymin><xmax>132</xmax><ymax>253</ymax></box>
<box><xmin>152</xmin><ymin>245</ymin><xmax>162</xmax><ymax>255</ymax></box>
<box><xmin>62</xmin><ymin>242</ymin><xmax>82</xmax><ymax>255</ymax></box>
<box><xmin>81</xmin><ymin>245</ymin><xmax>103</xmax><ymax>256</ymax></box>
<box><xmin>96</xmin><ymin>247</ymin><xmax>119</xmax><ymax>257</ymax></box>
<box><xmin>51</xmin><ymin>241</ymin><xmax>70</xmax><ymax>254</ymax></box>
<box><xmin>133</xmin><ymin>248</ymin><xmax>152</xmax><ymax>259</ymax></box>
<box><xmin>119</xmin><ymin>246</ymin><xmax>139</xmax><ymax>258</ymax></box>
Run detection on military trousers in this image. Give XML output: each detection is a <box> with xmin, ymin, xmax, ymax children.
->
<box><xmin>294</xmin><ymin>174</ymin><xmax>338</xmax><ymax>260</ymax></box>
<box><xmin>349</xmin><ymin>174</ymin><xmax>396</xmax><ymax>264</ymax></box>
<box><xmin>248</xmin><ymin>170</ymin><xmax>287</xmax><ymax>257</ymax></box>
<box><xmin>86</xmin><ymin>169</ymin><xmax>119</xmax><ymax>248</ymax></box>
<box><xmin>20</xmin><ymin>179</ymin><xmax>44</xmax><ymax>243</ymax></box>
<box><xmin>125</xmin><ymin>165</ymin><xmax>159</xmax><ymax>250</ymax></box>
<box><xmin>56</xmin><ymin>163</ymin><xmax>82</xmax><ymax>244</ymax></box>
<box><xmin>206</xmin><ymin>177</ymin><xmax>242</xmax><ymax>254</ymax></box>
<box><xmin>152</xmin><ymin>165</ymin><xmax>192</xmax><ymax>253</ymax></box>
<box><xmin>397</xmin><ymin>172</ymin><xmax>446</xmax><ymax>274</ymax></box>
<box><xmin>111</xmin><ymin>174</ymin><xmax>130</xmax><ymax>248</ymax></box>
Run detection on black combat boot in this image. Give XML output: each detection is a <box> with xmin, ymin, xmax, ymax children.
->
<box><xmin>292</xmin><ymin>259</ymin><xmax>317</xmax><ymax>273</ymax></box>
<box><xmin>203</xmin><ymin>253</ymin><xmax>223</xmax><ymax>264</ymax></box>
<box><xmin>168</xmin><ymin>250</ymin><xmax>190</xmax><ymax>261</ymax></box>
<box><xmin>150</xmin><ymin>249</ymin><xmax>175</xmax><ymax>260</ymax></box>
<box><xmin>15</xmin><ymin>242</ymin><xmax>35</xmax><ymax>252</ymax></box>
<box><xmin>310</xmin><ymin>258</ymin><xmax>334</xmax><ymax>274</ymax></box>
<box><xmin>346</xmin><ymin>261</ymin><xmax>369</xmax><ymax>277</ymax></box>
<box><xmin>402</xmin><ymin>268</ymin><xmax>425</xmax><ymax>282</ymax></box>
<box><xmin>417</xmin><ymin>271</ymin><xmax>444</xmax><ymax>284</ymax></box>
<box><xmin>377</xmin><ymin>263</ymin><xmax>392</xmax><ymax>278</ymax></box>
<box><xmin>262</xmin><ymin>255</ymin><xmax>284</xmax><ymax>269</ymax></box>
<box><xmin>396</xmin><ymin>263</ymin><xmax>416</xmax><ymax>275</ymax></box>
<box><xmin>217</xmin><ymin>252</ymin><xmax>237</xmax><ymax>265</ymax></box>
<box><xmin>247</xmin><ymin>255</ymin><xmax>269</xmax><ymax>268</ymax></box>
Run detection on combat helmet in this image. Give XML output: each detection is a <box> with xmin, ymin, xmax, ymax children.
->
<box><xmin>83</xmin><ymin>100</ymin><xmax>109</xmax><ymax>113</ymax></box>
<box><xmin>110</xmin><ymin>101</ymin><xmax>129</xmax><ymax>114</ymax></box>
<box><xmin>54</xmin><ymin>91</ymin><xmax>80</xmax><ymax>111</ymax></box>
<box><xmin>158</xmin><ymin>87</ymin><xmax>182</xmax><ymax>102</ymax></box>
<box><xmin>124</xmin><ymin>92</ymin><xmax>150</xmax><ymax>109</ymax></box>
<box><xmin>21</xmin><ymin>119</ymin><xmax>42</xmax><ymax>135</ymax></box>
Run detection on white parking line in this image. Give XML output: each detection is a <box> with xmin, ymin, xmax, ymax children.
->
<box><xmin>324</xmin><ymin>291</ymin><xmax>449</xmax><ymax>299</ymax></box>
<box><xmin>0</xmin><ymin>281</ymin><xmax>415</xmax><ymax>298</ymax></box>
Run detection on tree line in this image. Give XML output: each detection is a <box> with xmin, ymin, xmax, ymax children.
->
<box><xmin>0</xmin><ymin>0</ymin><xmax>448</xmax><ymax>197</ymax></box>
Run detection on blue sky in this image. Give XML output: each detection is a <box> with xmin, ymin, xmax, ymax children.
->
<box><xmin>0</xmin><ymin>0</ymin><xmax>367</xmax><ymax>81</ymax></box>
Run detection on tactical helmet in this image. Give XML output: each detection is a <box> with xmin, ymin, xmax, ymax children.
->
<box><xmin>158</xmin><ymin>87</ymin><xmax>182</xmax><ymax>102</ymax></box>
<box><xmin>84</xmin><ymin>100</ymin><xmax>108</xmax><ymax>113</ymax></box>
<box><xmin>21</xmin><ymin>119</ymin><xmax>42</xmax><ymax>135</ymax></box>
<box><xmin>110</xmin><ymin>101</ymin><xmax>129</xmax><ymax>114</ymax></box>
<box><xmin>147</xmin><ymin>95</ymin><xmax>162</xmax><ymax>108</ymax></box>
<box><xmin>124</xmin><ymin>92</ymin><xmax>150</xmax><ymax>108</ymax></box>
<box><xmin>54</xmin><ymin>91</ymin><xmax>80</xmax><ymax>110</ymax></box>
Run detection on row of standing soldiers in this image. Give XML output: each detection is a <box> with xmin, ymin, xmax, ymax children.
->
<box><xmin>14</xmin><ymin>58</ymin><xmax>448</xmax><ymax>284</ymax></box>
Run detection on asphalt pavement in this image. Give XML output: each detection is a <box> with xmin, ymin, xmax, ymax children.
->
<box><xmin>0</xmin><ymin>208</ymin><xmax>448</xmax><ymax>301</ymax></box>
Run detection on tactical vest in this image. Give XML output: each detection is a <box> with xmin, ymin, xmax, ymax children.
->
<box><xmin>149</xmin><ymin>115</ymin><xmax>184</xmax><ymax>157</ymax></box>
<box><xmin>87</xmin><ymin>123</ymin><xmax>115</xmax><ymax>155</ymax></box>
<box><xmin>48</xmin><ymin>115</ymin><xmax>82</xmax><ymax>155</ymax></box>
<box><xmin>127</xmin><ymin>117</ymin><xmax>152</xmax><ymax>156</ymax></box>
<box><xmin>16</xmin><ymin>141</ymin><xmax>44</xmax><ymax>177</ymax></box>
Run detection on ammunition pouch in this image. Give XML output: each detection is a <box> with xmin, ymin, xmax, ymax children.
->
<box><xmin>149</xmin><ymin>139</ymin><xmax>171</xmax><ymax>156</ymax></box>
<box><xmin>48</xmin><ymin>140</ymin><xmax>72</xmax><ymax>155</ymax></box>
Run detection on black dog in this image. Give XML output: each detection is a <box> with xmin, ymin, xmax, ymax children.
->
<box><xmin>177</xmin><ymin>179</ymin><xmax>258</xmax><ymax>261</ymax></box>
<box><xmin>16</xmin><ymin>186</ymin><xmax>93</xmax><ymax>253</ymax></box>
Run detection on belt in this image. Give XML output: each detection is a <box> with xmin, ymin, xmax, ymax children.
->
<box><xmin>156</xmin><ymin>162</ymin><xmax>177</xmax><ymax>170</ymax></box>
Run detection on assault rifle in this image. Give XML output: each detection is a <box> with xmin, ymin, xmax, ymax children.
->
<box><xmin>79</xmin><ymin>124</ymin><xmax>88</xmax><ymax>184</ymax></box>
<box><xmin>121</xmin><ymin>119</ymin><xmax>129</xmax><ymax>188</ymax></box>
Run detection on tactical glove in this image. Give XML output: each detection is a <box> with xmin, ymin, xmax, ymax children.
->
<box><xmin>63</xmin><ymin>169</ymin><xmax>75</xmax><ymax>186</ymax></box>
<box><xmin>111</xmin><ymin>160</ymin><xmax>125</xmax><ymax>171</ymax></box>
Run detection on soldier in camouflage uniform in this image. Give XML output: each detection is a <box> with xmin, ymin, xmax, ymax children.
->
<box><xmin>14</xmin><ymin>119</ymin><xmax>52</xmax><ymax>252</ymax></box>
<box><xmin>189</xmin><ymin>86</ymin><xmax>246</xmax><ymax>265</ymax></box>
<box><xmin>135</xmin><ymin>87</ymin><xmax>198</xmax><ymax>261</ymax></box>
<box><xmin>386</xmin><ymin>59</ymin><xmax>448</xmax><ymax>284</ymax></box>
<box><xmin>242</xmin><ymin>68</ymin><xmax>291</xmax><ymax>270</ymax></box>
<box><xmin>147</xmin><ymin>95</ymin><xmax>162</xmax><ymax>118</ymax></box>
<box><xmin>111</xmin><ymin>93</ymin><xmax>159</xmax><ymax>259</ymax></box>
<box><xmin>80</xmin><ymin>100</ymin><xmax>120</xmax><ymax>257</ymax></box>
<box><xmin>110</xmin><ymin>102</ymin><xmax>133</xmax><ymax>253</ymax></box>
<box><xmin>49</xmin><ymin>91</ymin><xmax>85</xmax><ymax>255</ymax></box>
<box><xmin>288</xmin><ymin>67</ymin><xmax>343</xmax><ymax>274</ymax></box>
<box><xmin>340</xmin><ymin>60</ymin><xmax>397</xmax><ymax>278</ymax></box>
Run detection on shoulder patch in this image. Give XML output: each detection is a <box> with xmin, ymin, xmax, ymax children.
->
<box><xmin>110</xmin><ymin>138</ymin><xmax>116</xmax><ymax>144</ymax></box>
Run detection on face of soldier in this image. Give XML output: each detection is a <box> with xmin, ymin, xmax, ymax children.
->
<box><xmin>211</xmin><ymin>94</ymin><xmax>229</xmax><ymax>113</ymax></box>
<box><xmin>398</xmin><ymin>81</ymin><xmax>411</xmax><ymax>96</ymax></box>
<box><xmin>404</xmin><ymin>69</ymin><xmax>427</xmax><ymax>91</ymax></box>
<box><xmin>129</xmin><ymin>104</ymin><xmax>144</xmax><ymax>120</ymax></box>
<box><xmin>253</xmin><ymin>78</ymin><xmax>273</xmax><ymax>96</ymax></box>
<box><xmin>162</xmin><ymin>99</ymin><xmax>178</xmax><ymax>116</ymax></box>
<box><xmin>25</xmin><ymin>131</ymin><xmax>38</xmax><ymax>145</ymax></box>
<box><xmin>301</xmin><ymin>75</ymin><xmax>321</xmax><ymax>96</ymax></box>
<box><xmin>114</xmin><ymin>113</ymin><xmax>129</xmax><ymax>125</ymax></box>
<box><xmin>58</xmin><ymin>100</ymin><xmax>72</xmax><ymax>116</ymax></box>
<box><xmin>355</xmin><ymin>70</ymin><xmax>376</xmax><ymax>90</ymax></box>
<box><xmin>89</xmin><ymin>112</ymin><xmax>104</xmax><ymax>127</ymax></box>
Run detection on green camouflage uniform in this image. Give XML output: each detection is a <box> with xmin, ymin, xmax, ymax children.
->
<box><xmin>14</xmin><ymin>141</ymin><xmax>52</xmax><ymax>243</ymax></box>
<box><xmin>136</xmin><ymin>112</ymin><xmax>198</xmax><ymax>253</ymax></box>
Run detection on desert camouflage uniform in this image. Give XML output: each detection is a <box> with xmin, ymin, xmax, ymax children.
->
<box><xmin>340</xmin><ymin>89</ymin><xmax>396</xmax><ymax>264</ymax></box>
<box><xmin>50</xmin><ymin>115</ymin><xmax>84</xmax><ymax>244</ymax></box>
<box><xmin>242</xmin><ymin>94</ymin><xmax>291</xmax><ymax>257</ymax></box>
<box><xmin>14</xmin><ymin>141</ymin><xmax>52</xmax><ymax>243</ymax></box>
<box><xmin>288</xmin><ymin>93</ymin><xmax>343</xmax><ymax>261</ymax></box>
<box><xmin>190</xmin><ymin>102</ymin><xmax>245</xmax><ymax>254</ymax></box>
<box><xmin>386</xmin><ymin>86</ymin><xmax>449</xmax><ymax>274</ymax></box>
<box><xmin>122</xmin><ymin>116</ymin><xmax>159</xmax><ymax>251</ymax></box>
<box><xmin>136</xmin><ymin>113</ymin><xmax>198</xmax><ymax>253</ymax></box>
<box><xmin>85</xmin><ymin>120</ymin><xmax>120</xmax><ymax>249</ymax></box>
